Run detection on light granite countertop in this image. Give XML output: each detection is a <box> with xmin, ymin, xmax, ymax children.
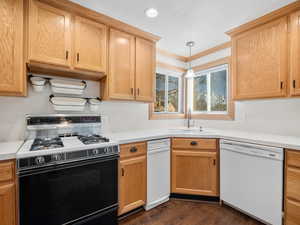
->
<box><xmin>108</xmin><ymin>128</ymin><xmax>300</xmax><ymax>151</ymax></box>
<box><xmin>1</xmin><ymin>128</ymin><xmax>300</xmax><ymax>161</ymax></box>
<box><xmin>0</xmin><ymin>141</ymin><xmax>24</xmax><ymax>161</ymax></box>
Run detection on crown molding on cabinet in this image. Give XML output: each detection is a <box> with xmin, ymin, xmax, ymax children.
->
<box><xmin>186</xmin><ymin>42</ymin><xmax>232</xmax><ymax>62</ymax></box>
<box><xmin>156</xmin><ymin>61</ymin><xmax>186</xmax><ymax>73</ymax></box>
<box><xmin>157</xmin><ymin>48</ymin><xmax>188</xmax><ymax>62</ymax></box>
<box><xmin>38</xmin><ymin>0</ymin><xmax>161</xmax><ymax>42</ymax></box>
<box><xmin>157</xmin><ymin>41</ymin><xmax>232</xmax><ymax>64</ymax></box>
<box><xmin>192</xmin><ymin>57</ymin><xmax>231</xmax><ymax>72</ymax></box>
<box><xmin>226</xmin><ymin>0</ymin><xmax>300</xmax><ymax>36</ymax></box>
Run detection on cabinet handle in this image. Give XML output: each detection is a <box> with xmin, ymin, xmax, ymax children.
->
<box><xmin>77</xmin><ymin>53</ymin><xmax>80</xmax><ymax>62</ymax></box>
<box><xmin>137</xmin><ymin>88</ymin><xmax>140</xmax><ymax>96</ymax></box>
<box><xmin>66</xmin><ymin>51</ymin><xmax>69</xmax><ymax>60</ymax></box>
<box><xmin>213</xmin><ymin>159</ymin><xmax>216</xmax><ymax>166</ymax></box>
<box><xmin>131</xmin><ymin>88</ymin><xmax>134</xmax><ymax>95</ymax></box>
<box><xmin>130</xmin><ymin>147</ymin><xmax>138</xmax><ymax>153</ymax></box>
<box><xmin>293</xmin><ymin>80</ymin><xmax>296</xmax><ymax>89</ymax></box>
<box><xmin>280</xmin><ymin>81</ymin><xmax>284</xmax><ymax>90</ymax></box>
<box><xmin>121</xmin><ymin>168</ymin><xmax>125</xmax><ymax>176</ymax></box>
<box><xmin>190</xmin><ymin>141</ymin><xmax>198</xmax><ymax>146</ymax></box>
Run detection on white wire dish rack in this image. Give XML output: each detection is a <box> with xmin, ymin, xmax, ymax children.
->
<box><xmin>29</xmin><ymin>75</ymin><xmax>87</xmax><ymax>95</ymax></box>
<box><xmin>49</xmin><ymin>95</ymin><xmax>101</xmax><ymax>112</ymax></box>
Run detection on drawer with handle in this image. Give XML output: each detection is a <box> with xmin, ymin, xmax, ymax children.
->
<box><xmin>120</xmin><ymin>142</ymin><xmax>147</xmax><ymax>159</ymax></box>
<box><xmin>172</xmin><ymin>138</ymin><xmax>217</xmax><ymax>151</ymax></box>
<box><xmin>286</xmin><ymin>150</ymin><xmax>300</xmax><ymax>168</ymax></box>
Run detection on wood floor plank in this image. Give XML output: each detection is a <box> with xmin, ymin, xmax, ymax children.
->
<box><xmin>119</xmin><ymin>199</ymin><xmax>264</xmax><ymax>225</ymax></box>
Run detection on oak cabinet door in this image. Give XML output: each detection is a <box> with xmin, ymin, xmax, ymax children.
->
<box><xmin>119</xmin><ymin>156</ymin><xmax>146</xmax><ymax>215</ymax></box>
<box><xmin>28</xmin><ymin>0</ymin><xmax>71</xmax><ymax>67</ymax></box>
<box><xmin>290</xmin><ymin>10</ymin><xmax>300</xmax><ymax>96</ymax></box>
<box><xmin>172</xmin><ymin>150</ymin><xmax>218</xmax><ymax>196</ymax></box>
<box><xmin>74</xmin><ymin>16</ymin><xmax>107</xmax><ymax>73</ymax></box>
<box><xmin>0</xmin><ymin>0</ymin><xmax>25</xmax><ymax>96</ymax></box>
<box><xmin>0</xmin><ymin>183</ymin><xmax>16</xmax><ymax>225</ymax></box>
<box><xmin>232</xmin><ymin>16</ymin><xmax>288</xmax><ymax>100</ymax></box>
<box><xmin>285</xmin><ymin>199</ymin><xmax>300</xmax><ymax>225</ymax></box>
<box><xmin>135</xmin><ymin>38</ymin><xmax>155</xmax><ymax>102</ymax></box>
<box><xmin>109</xmin><ymin>29</ymin><xmax>135</xmax><ymax>100</ymax></box>
<box><xmin>286</xmin><ymin>166</ymin><xmax>300</xmax><ymax>202</ymax></box>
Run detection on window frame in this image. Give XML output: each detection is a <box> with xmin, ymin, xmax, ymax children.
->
<box><xmin>190</xmin><ymin>64</ymin><xmax>229</xmax><ymax>115</ymax></box>
<box><xmin>149</xmin><ymin>67</ymin><xmax>185</xmax><ymax>120</ymax></box>
<box><xmin>155</xmin><ymin>73</ymin><xmax>182</xmax><ymax>114</ymax></box>
<box><xmin>187</xmin><ymin>57</ymin><xmax>234</xmax><ymax>120</ymax></box>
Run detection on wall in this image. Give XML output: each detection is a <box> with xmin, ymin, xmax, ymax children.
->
<box><xmin>190</xmin><ymin>47</ymin><xmax>300</xmax><ymax>137</ymax></box>
<box><xmin>0</xmin><ymin>78</ymin><xmax>182</xmax><ymax>143</ymax></box>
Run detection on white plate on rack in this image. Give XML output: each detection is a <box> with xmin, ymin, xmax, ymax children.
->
<box><xmin>51</xmin><ymin>97</ymin><xmax>87</xmax><ymax>111</ymax></box>
<box><xmin>50</xmin><ymin>79</ymin><xmax>86</xmax><ymax>95</ymax></box>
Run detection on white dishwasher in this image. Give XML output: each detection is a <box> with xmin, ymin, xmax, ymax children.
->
<box><xmin>220</xmin><ymin>139</ymin><xmax>283</xmax><ymax>225</ymax></box>
<box><xmin>145</xmin><ymin>138</ymin><xmax>170</xmax><ymax>211</ymax></box>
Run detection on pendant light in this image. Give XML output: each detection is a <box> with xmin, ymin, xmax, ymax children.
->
<box><xmin>185</xmin><ymin>41</ymin><xmax>195</xmax><ymax>78</ymax></box>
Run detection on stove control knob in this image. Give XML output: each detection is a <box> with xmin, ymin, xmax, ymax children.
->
<box><xmin>104</xmin><ymin>148</ymin><xmax>108</xmax><ymax>153</ymax></box>
<box><xmin>52</xmin><ymin>154</ymin><xmax>61</xmax><ymax>161</ymax></box>
<box><xmin>108</xmin><ymin>147</ymin><xmax>112</xmax><ymax>153</ymax></box>
<box><xmin>92</xmin><ymin>149</ymin><xmax>99</xmax><ymax>155</ymax></box>
<box><xmin>35</xmin><ymin>156</ymin><xmax>45</xmax><ymax>165</ymax></box>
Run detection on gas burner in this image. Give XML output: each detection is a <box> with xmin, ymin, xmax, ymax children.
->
<box><xmin>78</xmin><ymin>135</ymin><xmax>110</xmax><ymax>145</ymax></box>
<box><xmin>30</xmin><ymin>137</ymin><xmax>64</xmax><ymax>151</ymax></box>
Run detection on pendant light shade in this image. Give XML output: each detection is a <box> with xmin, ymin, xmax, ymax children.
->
<box><xmin>185</xmin><ymin>41</ymin><xmax>195</xmax><ymax>78</ymax></box>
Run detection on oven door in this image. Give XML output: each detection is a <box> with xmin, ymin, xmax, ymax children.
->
<box><xmin>19</xmin><ymin>156</ymin><xmax>118</xmax><ymax>225</ymax></box>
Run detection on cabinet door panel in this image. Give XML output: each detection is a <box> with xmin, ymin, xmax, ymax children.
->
<box><xmin>74</xmin><ymin>16</ymin><xmax>107</xmax><ymax>73</ymax></box>
<box><xmin>0</xmin><ymin>0</ymin><xmax>25</xmax><ymax>96</ymax></box>
<box><xmin>286</xmin><ymin>199</ymin><xmax>300</xmax><ymax>225</ymax></box>
<box><xmin>0</xmin><ymin>183</ymin><xmax>16</xmax><ymax>225</ymax></box>
<box><xmin>119</xmin><ymin>156</ymin><xmax>146</xmax><ymax>215</ymax></box>
<box><xmin>172</xmin><ymin>151</ymin><xmax>218</xmax><ymax>196</ymax></box>
<box><xmin>286</xmin><ymin>166</ymin><xmax>300</xmax><ymax>202</ymax></box>
<box><xmin>28</xmin><ymin>0</ymin><xmax>71</xmax><ymax>67</ymax></box>
<box><xmin>232</xmin><ymin>17</ymin><xmax>288</xmax><ymax>100</ymax></box>
<box><xmin>109</xmin><ymin>29</ymin><xmax>135</xmax><ymax>100</ymax></box>
<box><xmin>135</xmin><ymin>38</ymin><xmax>155</xmax><ymax>102</ymax></box>
<box><xmin>290</xmin><ymin>10</ymin><xmax>300</xmax><ymax>96</ymax></box>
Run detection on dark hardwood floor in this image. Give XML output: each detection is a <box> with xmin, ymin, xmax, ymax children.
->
<box><xmin>119</xmin><ymin>199</ymin><xmax>264</xmax><ymax>225</ymax></box>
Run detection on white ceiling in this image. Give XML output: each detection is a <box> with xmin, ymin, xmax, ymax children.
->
<box><xmin>71</xmin><ymin>0</ymin><xmax>296</xmax><ymax>56</ymax></box>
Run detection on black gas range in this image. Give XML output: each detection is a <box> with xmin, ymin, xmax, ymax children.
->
<box><xmin>17</xmin><ymin>114</ymin><xmax>119</xmax><ymax>225</ymax></box>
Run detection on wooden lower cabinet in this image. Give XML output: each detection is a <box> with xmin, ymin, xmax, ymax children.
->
<box><xmin>171</xmin><ymin>138</ymin><xmax>219</xmax><ymax>197</ymax></box>
<box><xmin>0</xmin><ymin>160</ymin><xmax>16</xmax><ymax>225</ymax></box>
<box><xmin>285</xmin><ymin>149</ymin><xmax>300</xmax><ymax>225</ymax></box>
<box><xmin>118</xmin><ymin>142</ymin><xmax>147</xmax><ymax>216</ymax></box>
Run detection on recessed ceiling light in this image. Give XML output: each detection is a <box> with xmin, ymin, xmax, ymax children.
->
<box><xmin>145</xmin><ymin>8</ymin><xmax>158</xmax><ymax>18</ymax></box>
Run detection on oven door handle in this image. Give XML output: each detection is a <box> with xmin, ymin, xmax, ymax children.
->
<box><xmin>18</xmin><ymin>155</ymin><xmax>119</xmax><ymax>177</ymax></box>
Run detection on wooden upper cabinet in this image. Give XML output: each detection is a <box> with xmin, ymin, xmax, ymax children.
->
<box><xmin>74</xmin><ymin>16</ymin><xmax>107</xmax><ymax>73</ymax></box>
<box><xmin>108</xmin><ymin>29</ymin><xmax>135</xmax><ymax>100</ymax></box>
<box><xmin>290</xmin><ymin>10</ymin><xmax>300</xmax><ymax>96</ymax></box>
<box><xmin>28</xmin><ymin>0</ymin><xmax>71</xmax><ymax>67</ymax></box>
<box><xmin>231</xmin><ymin>16</ymin><xmax>288</xmax><ymax>100</ymax></box>
<box><xmin>135</xmin><ymin>38</ymin><xmax>155</xmax><ymax>102</ymax></box>
<box><xmin>0</xmin><ymin>0</ymin><xmax>25</xmax><ymax>96</ymax></box>
<box><xmin>119</xmin><ymin>155</ymin><xmax>146</xmax><ymax>215</ymax></box>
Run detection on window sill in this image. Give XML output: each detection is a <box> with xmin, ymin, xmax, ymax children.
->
<box><xmin>191</xmin><ymin>112</ymin><xmax>234</xmax><ymax>120</ymax></box>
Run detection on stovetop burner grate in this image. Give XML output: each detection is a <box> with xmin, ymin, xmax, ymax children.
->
<box><xmin>78</xmin><ymin>135</ymin><xmax>110</xmax><ymax>145</ymax></box>
<box><xmin>30</xmin><ymin>137</ymin><xmax>64</xmax><ymax>151</ymax></box>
